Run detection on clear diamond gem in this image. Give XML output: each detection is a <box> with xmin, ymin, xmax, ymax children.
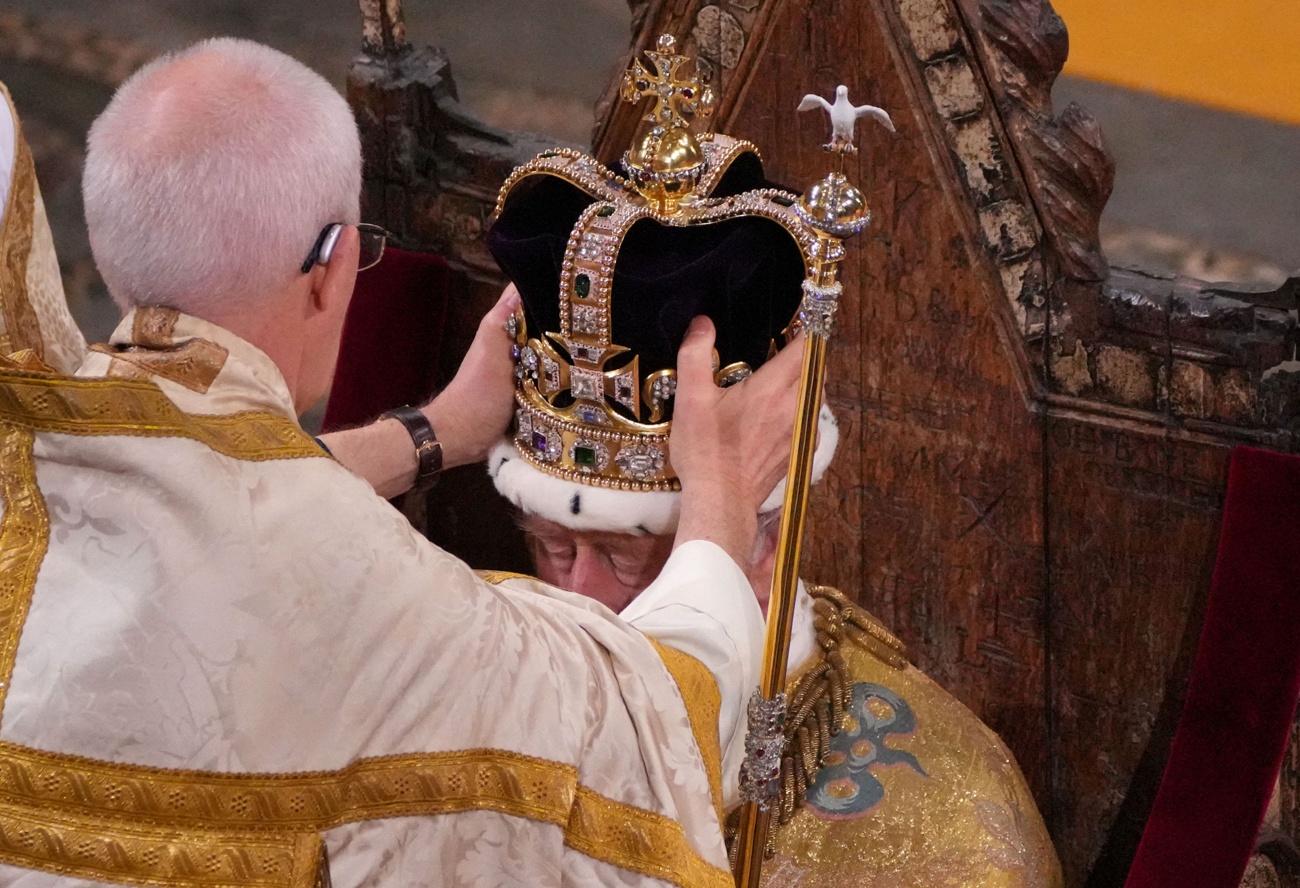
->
<box><xmin>616</xmin><ymin>443</ymin><xmax>666</xmax><ymax>481</ymax></box>
<box><xmin>570</xmin><ymin>366</ymin><xmax>603</xmax><ymax>401</ymax></box>
<box><xmin>650</xmin><ymin>376</ymin><xmax>677</xmax><ymax>413</ymax></box>
<box><xmin>573</xmin><ymin>306</ymin><xmax>602</xmax><ymax>335</ymax></box>
<box><xmin>717</xmin><ymin>365</ymin><xmax>751</xmax><ymax>387</ymax></box>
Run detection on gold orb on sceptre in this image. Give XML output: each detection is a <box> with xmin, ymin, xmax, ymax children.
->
<box><xmin>796</xmin><ymin>172</ymin><xmax>872</xmax><ymax>239</ymax></box>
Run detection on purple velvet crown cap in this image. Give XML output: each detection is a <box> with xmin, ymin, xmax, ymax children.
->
<box><xmin>485</xmin><ymin>151</ymin><xmax>808</xmax><ymax>423</ymax></box>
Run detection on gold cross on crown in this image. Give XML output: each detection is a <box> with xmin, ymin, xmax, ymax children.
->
<box><xmin>620</xmin><ymin>34</ymin><xmax>715</xmax><ymax>127</ymax></box>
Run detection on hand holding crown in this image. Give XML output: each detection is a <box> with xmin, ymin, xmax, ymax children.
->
<box><xmin>797</xmin><ymin>84</ymin><xmax>895</xmax><ymax>154</ymax></box>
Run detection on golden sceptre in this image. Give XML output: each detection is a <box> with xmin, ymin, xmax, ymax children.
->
<box><xmin>731</xmin><ymin>85</ymin><xmax>894</xmax><ymax>888</ymax></box>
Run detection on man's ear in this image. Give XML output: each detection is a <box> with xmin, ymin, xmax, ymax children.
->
<box><xmin>309</xmin><ymin>225</ymin><xmax>360</xmax><ymax>316</ymax></box>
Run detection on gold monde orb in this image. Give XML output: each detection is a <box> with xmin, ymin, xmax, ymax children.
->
<box><xmin>623</xmin><ymin>124</ymin><xmax>707</xmax><ymax>212</ymax></box>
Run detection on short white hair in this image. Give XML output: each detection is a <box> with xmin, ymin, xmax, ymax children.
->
<box><xmin>84</xmin><ymin>38</ymin><xmax>361</xmax><ymax>315</ymax></box>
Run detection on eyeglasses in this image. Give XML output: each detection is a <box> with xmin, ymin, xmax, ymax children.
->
<box><xmin>300</xmin><ymin>222</ymin><xmax>392</xmax><ymax>274</ymax></box>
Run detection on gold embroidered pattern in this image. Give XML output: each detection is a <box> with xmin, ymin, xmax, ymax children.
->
<box><xmin>89</xmin><ymin>308</ymin><xmax>231</xmax><ymax>393</ymax></box>
<box><xmin>0</xmin><ymin>87</ymin><xmax>43</xmax><ymax>361</ymax></box>
<box><xmin>475</xmin><ymin>569</ymin><xmax>537</xmax><ymax>586</ymax></box>
<box><xmin>569</xmin><ymin>787</ymin><xmax>732</xmax><ymax>888</ymax></box>
<box><xmin>0</xmin><ymin>743</ymin><xmax>579</xmax><ymax>830</ymax></box>
<box><xmin>0</xmin><ymin>425</ymin><xmax>46</xmax><ymax>725</ymax></box>
<box><xmin>92</xmin><ymin>338</ymin><xmax>231</xmax><ymax>394</ymax></box>
<box><xmin>0</xmin><ymin>741</ymin><xmax>731</xmax><ymax>888</ymax></box>
<box><xmin>0</xmin><ymin>370</ymin><xmax>323</xmax><ymax>462</ymax></box>
<box><xmin>0</xmin><ymin>799</ymin><xmax>323</xmax><ymax>888</ymax></box>
<box><xmin>0</xmin><ymin>350</ymin><xmax>53</xmax><ymax>374</ymax></box>
<box><xmin>132</xmin><ymin>306</ymin><xmax>181</xmax><ymax>346</ymax></box>
<box><xmin>650</xmin><ymin>641</ymin><xmax>724</xmax><ymax>825</ymax></box>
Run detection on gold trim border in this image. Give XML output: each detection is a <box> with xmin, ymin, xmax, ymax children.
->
<box><xmin>0</xmin><ymin>425</ymin><xmax>46</xmax><ymax>726</ymax></box>
<box><xmin>650</xmin><ymin>641</ymin><xmax>724</xmax><ymax>827</ymax></box>
<box><xmin>0</xmin><ymin>741</ymin><xmax>731</xmax><ymax>888</ymax></box>
<box><xmin>0</xmin><ymin>370</ymin><xmax>323</xmax><ymax>462</ymax></box>
<box><xmin>0</xmin><ymin>799</ymin><xmax>323</xmax><ymax>888</ymax></box>
<box><xmin>475</xmin><ymin>569</ymin><xmax>537</xmax><ymax>585</ymax></box>
<box><xmin>0</xmin><ymin>84</ymin><xmax>43</xmax><ymax>360</ymax></box>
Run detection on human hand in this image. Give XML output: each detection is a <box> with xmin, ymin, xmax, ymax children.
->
<box><xmin>669</xmin><ymin>316</ymin><xmax>804</xmax><ymax>568</ymax></box>
<box><xmin>424</xmin><ymin>284</ymin><xmax>521</xmax><ymax>469</ymax></box>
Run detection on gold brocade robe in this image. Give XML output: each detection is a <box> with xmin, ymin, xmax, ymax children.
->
<box><xmin>759</xmin><ymin>586</ymin><xmax>1062</xmax><ymax>888</ymax></box>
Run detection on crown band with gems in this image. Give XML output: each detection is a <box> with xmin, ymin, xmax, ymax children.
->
<box><xmin>513</xmin><ymin>386</ymin><xmax>676</xmax><ymax>491</ymax></box>
<box><xmin>508</xmin><ymin>307</ymin><xmax>763</xmax><ymax>491</ymax></box>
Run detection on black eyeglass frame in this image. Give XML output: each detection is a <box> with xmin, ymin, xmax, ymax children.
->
<box><xmin>300</xmin><ymin>222</ymin><xmax>392</xmax><ymax>274</ymax></box>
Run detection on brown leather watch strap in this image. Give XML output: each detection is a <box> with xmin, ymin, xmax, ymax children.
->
<box><xmin>384</xmin><ymin>405</ymin><xmax>442</xmax><ymax>492</ymax></box>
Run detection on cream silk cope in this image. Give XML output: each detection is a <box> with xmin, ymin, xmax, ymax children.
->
<box><xmin>0</xmin><ymin>305</ymin><xmax>765</xmax><ymax>888</ymax></box>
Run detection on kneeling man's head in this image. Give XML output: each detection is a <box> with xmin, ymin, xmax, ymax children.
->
<box><xmin>500</xmin><ymin>408</ymin><xmax>836</xmax><ymax>613</ymax></box>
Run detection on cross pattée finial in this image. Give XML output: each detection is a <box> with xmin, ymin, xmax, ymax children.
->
<box><xmin>620</xmin><ymin>34</ymin><xmax>715</xmax><ymax>128</ymax></box>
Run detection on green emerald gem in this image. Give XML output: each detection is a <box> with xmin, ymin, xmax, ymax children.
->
<box><xmin>771</xmin><ymin>194</ymin><xmax>795</xmax><ymax>207</ymax></box>
<box><xmin>574</xmin><ymin>445</ymin><xmax>597</xmax><ymax>468</ymax></box>
<box><xmin>574</xmin><ymin>274</ymin><xmax>591</xmax><ymax>299</ymax></box>
<box><xmin>596</xmin><ymin>205</ymin><xmax>616</xmax><ymax>217</ymax></box>
<box><xmin>539</xmin><ymin>150</ymin><xmax>561</xmax><ymax>158</ymax></box>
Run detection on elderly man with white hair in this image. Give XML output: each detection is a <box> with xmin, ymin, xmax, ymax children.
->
<box><xmin>0</xmin><ymin>38</ymin><xmax>805</xmax><ymax>888</ymax></box>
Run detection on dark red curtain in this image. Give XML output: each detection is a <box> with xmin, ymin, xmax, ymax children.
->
<box><xmin>323</xmin><ymin>247</ymin><xmax>452</xmax><ymax>432</ymax></box>
<box><xmin>1125</xmin><ymin>445</ymin><xmax>1300</xmax><ymax>888</ymax></box>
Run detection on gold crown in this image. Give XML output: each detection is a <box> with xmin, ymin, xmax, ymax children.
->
<box><xmin>494</xmin><ymin>35</ymin><xmax>829</xmax><ymax>493</ymax></box>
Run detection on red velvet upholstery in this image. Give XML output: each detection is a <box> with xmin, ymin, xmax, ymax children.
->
<box><xmin>1125</xmin><ymin>446</ymin><xmax>1300</xmax><ymax>888</ymax></box>
<box><xmin>322</xmin><ymin>247</ymin><xmax>451</xmax><ymax>432</ymax></box>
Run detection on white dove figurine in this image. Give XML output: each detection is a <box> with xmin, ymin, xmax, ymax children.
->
<box><xmin>797</xmin><ymin>84</ymin><xmax>895</xmax><ymax>153</ymax></box>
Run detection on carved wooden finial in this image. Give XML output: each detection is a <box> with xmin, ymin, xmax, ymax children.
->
<box><xmin>360</xmin><ymin>0</ymin><xmax>408</xmax><ymax>54</ymax></box>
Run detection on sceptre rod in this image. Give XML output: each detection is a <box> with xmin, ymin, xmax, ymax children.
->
<box><xmin>731</xmin><ymin>326</ymin><xmax>829</xmax><ymax>886</ymax></box>
<box><xmin>731</xmin><ymin>232</ymin><xmax>842</xmax><ymax>887</ymax></box>
<box><xmin>730</xmin><ymin>81</ymin><xmax>889</xmax><ymax>884</ymax></box>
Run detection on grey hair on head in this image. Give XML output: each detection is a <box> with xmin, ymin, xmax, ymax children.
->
<box><xmin>83</xmin><ymin>37</ymin><xmax>361</xmax><ymax>316</ymax></box>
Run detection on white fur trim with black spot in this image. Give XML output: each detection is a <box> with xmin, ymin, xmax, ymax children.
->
<box><xmin>488</xmin><ymin>405</ymin><xmax>839</xmax><ymax>534</ymax></box>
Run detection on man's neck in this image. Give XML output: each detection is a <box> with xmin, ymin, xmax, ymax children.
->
<box><xmin>199</xmin><ymin>285</ymin><xmax>313</xmax><ymax>415</ymax></box>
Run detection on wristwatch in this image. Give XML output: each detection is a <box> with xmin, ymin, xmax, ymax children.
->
<box><xmin>384</xmin><ymin>405</ymin><xmax>443</xmax><ymax>492</ymax></box>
